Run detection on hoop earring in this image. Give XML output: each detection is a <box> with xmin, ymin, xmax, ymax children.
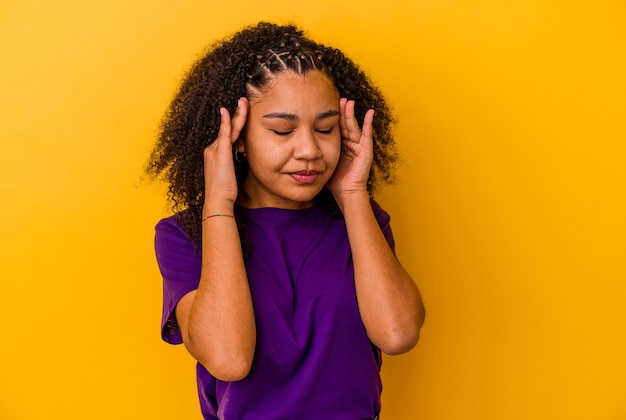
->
<box><xmin>234</xmin><ymin>150</ymin><xmax>247</xmax><ymax>163</ymax></box>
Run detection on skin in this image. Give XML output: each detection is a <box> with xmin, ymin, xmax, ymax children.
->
<box><xmin>239</xmin><ymin>71</ymin><xmax>342</xmax><ymax>209</ymax></box>
<box><xmin>175</xmin><ymin>70</ymin><xmax>425</xmax><ymax>381</ymax></box>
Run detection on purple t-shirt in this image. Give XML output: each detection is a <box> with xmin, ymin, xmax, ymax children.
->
<box><xmin>155</xmin><ymin>201</ymin><xmax>395</xmax><ymax>419</ymax></box>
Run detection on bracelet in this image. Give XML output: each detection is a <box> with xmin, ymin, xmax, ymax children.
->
<box><xmin>201</xmin><ymin>214</ymin><xmax>235</xmax><ymax>223</ymax></box>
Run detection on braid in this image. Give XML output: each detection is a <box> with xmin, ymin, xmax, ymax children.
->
<box><xmin>246</xmin><ymin>32</ymin><xmax>332</xmax><ymax>93</ymax></box>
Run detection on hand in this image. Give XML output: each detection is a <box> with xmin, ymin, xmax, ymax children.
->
<box><xmin>327</xmin><ymin>98</ymin><xmax>375</xmax><ymax>206</ymax></box>
<box><xmin>203</xmin><ymin>98</ymin><xmax>249</xmax><ymax>214</ymax></box>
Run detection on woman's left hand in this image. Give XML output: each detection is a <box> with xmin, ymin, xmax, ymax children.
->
<box><xmin>327</xmin><ymin>98</ymin><xmax>375</xmax><ymax>206</ymax></box>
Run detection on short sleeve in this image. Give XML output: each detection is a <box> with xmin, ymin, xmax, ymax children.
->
<box><xmin>371</xmin><ymin>200</ymin><xmax>396</xmax><ymax>252</ymax></box>
<box><xmin>154</xmin><ymin>215</ymin><xmax>202</xmax><ymax>344</ymax></box>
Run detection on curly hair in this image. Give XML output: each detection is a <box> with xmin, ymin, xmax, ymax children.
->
<box><xmin>146</xmin><ymin>21</ymin><xmax>398</xmax><ymax>249</ymax></box>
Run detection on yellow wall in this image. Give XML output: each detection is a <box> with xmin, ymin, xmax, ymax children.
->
<box><xmin>1</xmin><ymin>1</ymin><xmax>625</xmax><ymax>419</ymax></box>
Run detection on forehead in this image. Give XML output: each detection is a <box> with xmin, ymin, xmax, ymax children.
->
<box><xmin>248</xmin><ymin>71</ymin><xmax>339</xmax><ymax>110</ymax></box>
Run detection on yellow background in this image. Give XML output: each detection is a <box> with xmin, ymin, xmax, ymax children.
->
<box><xmin>1</xmin><ymin>1</ymin><xmax>625</xmax><ymax>419</ymax></box>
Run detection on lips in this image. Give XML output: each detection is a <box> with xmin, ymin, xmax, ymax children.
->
<box><xmin>290</xmin><ymin>170</ymin><xmax>320</xmax><ymax>184</ymax></box>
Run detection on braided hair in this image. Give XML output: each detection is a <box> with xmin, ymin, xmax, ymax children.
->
<box><xmin>147</xmin><ymin>22</ymin><xmax>398</xmax><ymax>250</ymax></box>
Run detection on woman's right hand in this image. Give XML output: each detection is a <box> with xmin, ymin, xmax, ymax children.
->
<box><xmin>203</xmin><ymin>97</ymin><xmax>249</xmax><ymax>214</ymax></box>
<box><xmin>183</xmin><ymin>101</ymin><xmax>256</xmax><ymax>382</ymax></box>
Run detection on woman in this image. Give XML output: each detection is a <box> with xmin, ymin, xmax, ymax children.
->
<box><xmin>148</xmin><ymin>21</ymin><xmax>425</xmax><ymax>419</ymax></box>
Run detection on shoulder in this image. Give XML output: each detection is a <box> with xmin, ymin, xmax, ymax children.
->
<box><xmin>154</xmin><ymin>213</ymin><xmax>200</xmax><ymax>267</ymax></box>
<box><xmin>370</xmin><ymin>199</ymin><xmax>391</xmax><ymax>226</ymax></box>
<box><xmin>370</xmin><ymin>199</ymin><xmax>395</xmax><ymax>250</ymax></box>
<box><xmin>155</xmin><ymin>213</ymin><xmax>185</xmax><ymax>237</ymax></box>
<box><xmin>155</xmin><ymin>213</ymin><xmax>195</xmax><ymax>245</ymax></box>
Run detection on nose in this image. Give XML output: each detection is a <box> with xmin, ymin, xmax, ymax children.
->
<box><xmin>293</xmin><ymin>129</ymin><xmax>322</xmax><ymax>160</ymax></box>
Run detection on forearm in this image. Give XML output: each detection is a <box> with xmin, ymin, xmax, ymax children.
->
<box><xmin>185</xmin><ymin>213</ymin><xmax>256</xmax><ymax>380</ymax></box>
<box><xmin>339</xmin><ymin>192</ymin><xmax>425</xmax><ymax>354</ymax></box>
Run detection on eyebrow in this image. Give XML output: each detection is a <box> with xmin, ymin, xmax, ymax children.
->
<box><xmin>262</xmin><ymin>110</ymin><xmax>340</xmax><ymax>121</ymax></box>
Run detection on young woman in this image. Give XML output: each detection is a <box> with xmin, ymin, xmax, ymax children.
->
<box><xmin>148</xmin><ymin>22</ymin><xmax>425</xmax><ymax>419</ymax></box>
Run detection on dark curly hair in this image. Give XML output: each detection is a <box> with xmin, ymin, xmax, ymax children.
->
<box><xmin>146</xmin><ymin>21</ymin><xmax>398</xmax><ymax>249</ymax></box>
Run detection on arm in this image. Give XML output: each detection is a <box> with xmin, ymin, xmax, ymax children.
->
<box><xmin>176</xmin><ymin>99</ymin><xmax>257</xmax><ymax>381</ymax></box>
<box><xmin>340</xmin><ymin>193</ymin><xmax>424</xmax><ymax>354</ymax></box>
<box><xmin>328</xmin><ymin>99</ymin><xmax>425</xmax><ymax>355</ymax></box>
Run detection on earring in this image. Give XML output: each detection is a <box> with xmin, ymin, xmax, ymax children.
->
<box><xmin>234</xmin><ymin>150</ymin><xmax>247</xmax><ymax>163</ymax></box>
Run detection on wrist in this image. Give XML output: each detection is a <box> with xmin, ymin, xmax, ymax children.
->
<box><xmin>202</xmin><ymin>213</ymin><xmax>235</xmax><ymax>223</ymax></box>
<box><xmin>333</xmin><ymin>189</ymin><xmax>370</xmax><ymax>213</ymax></box>
<box><xmin>203</xmin><ymin>198</ymin><xmax>235</xmax><ymax>218</ymax></box>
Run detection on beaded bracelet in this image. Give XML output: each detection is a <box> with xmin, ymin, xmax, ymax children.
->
<box><xmin>201</xmin><ymin>214</ymin><xmax>235</xmax><ymax>223</ymax></box>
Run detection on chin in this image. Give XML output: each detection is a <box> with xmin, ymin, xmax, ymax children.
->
<box><xmin>279</xmin><ymin>190</ymin><xmax>325</xmax><ymax>208</ymax></box>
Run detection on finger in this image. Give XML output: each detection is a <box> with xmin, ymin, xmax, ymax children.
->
<box><xmin>361</xmin><ymin>109</ymin><xmax>375</xmax><ymax>143</ymax></box>
<box><xmin>343</xmin><ymin>100</ymin><xmax>362</xmax><ymax>141</ymax></box>
<box><xmin>339</xmin><ymin>98</ymin><xmax>349</xmax><ymax>137</ymax></box>
<box><xmin>204</xmin><ymin>107</ymin><xmax>231</xmax><ymax>161</ymax></box>
<box><xmin>230</xmin><ymin>97</ymin><xmax>249</xmax><ymax>143</ymax></box>
<box><xmin>216</xmin><ymin>107</ymin><xmax>232</xmax><ymax>147</ymax></box>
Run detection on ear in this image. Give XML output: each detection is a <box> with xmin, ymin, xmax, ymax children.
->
<box><xmin>233</xmin><ymin>137</ymin><xmax>246</xmax><ymax>153</ymax></box>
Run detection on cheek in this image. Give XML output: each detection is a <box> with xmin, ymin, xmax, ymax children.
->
<box><xmin>326</xmin><ymin>137</ymin><xmax>342</xmax><ymax>168</ymax></box>
<box><xmin>245</xmin><ymin>139</ymin><xmax>289</xmax><ymax>171</ymax></box>
<box><xmin>242</xmin><ymin>127</ymin><xmax>270</xmax><ymax>159</ymax></box>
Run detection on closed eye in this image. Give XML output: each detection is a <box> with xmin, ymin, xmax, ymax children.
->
<box><xmin>271</xmin><ymin>129</ymin><xmax>294</xmax><ymax>136</ymax></box>
<box><xmin>316</xmin><ymin>128</ymin><xmax>334</xmax><ymax>134</ymax></box>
